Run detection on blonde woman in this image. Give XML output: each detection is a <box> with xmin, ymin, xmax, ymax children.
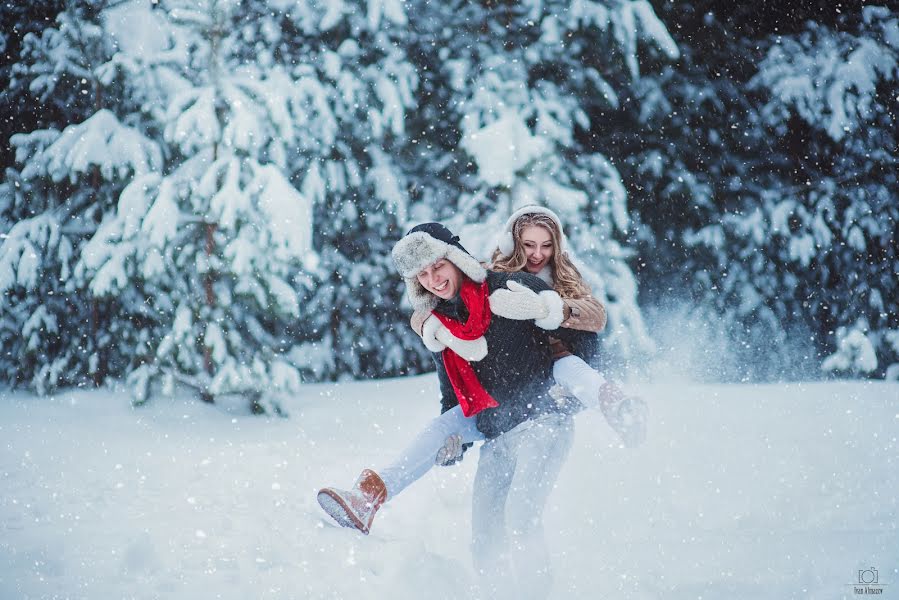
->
<box><xmin>485</xmin><ymin>205</ymin><xmax>647</xmax><ymax>445</ymax></box>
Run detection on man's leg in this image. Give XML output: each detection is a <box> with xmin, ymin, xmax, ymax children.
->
<box><xmin>377</xmin><ymin>404</ymin><xmax>484</xmax><ymax>499</ymax></box>
<box><xmin>471</xmin><ymin>435</ymin><xmax>516</xmax><ymax>596</ymax></box>
<box><xmin>318</xmin><ymin>405</ymin><xmax>483</xmax><ymax>534</ymax></box>
<box><xmin>504</xmin><ymin>413</ymin><xmax>575</xmax><ymax>599</ymax></box>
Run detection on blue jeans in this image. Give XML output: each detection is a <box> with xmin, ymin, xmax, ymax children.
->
<box><xmin>378</xmin><ymin>404</ymin><xmax>485</xmax><ymax>499</ymax></box>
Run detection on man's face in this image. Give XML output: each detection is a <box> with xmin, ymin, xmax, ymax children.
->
<box><xmin>416</xmin><ymin>259</ymin><xmax>464</xmax><ymax>300</ymax></box>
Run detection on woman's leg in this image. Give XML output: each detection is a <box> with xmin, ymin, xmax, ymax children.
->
<box><xmin>553</xmin><ymin>354</ymin><xmax>648</xmax><ymax>447</ymax></box>
<box><xmin>552</xmin><ymin>354</ymin><xmax>605</xmax><ymax>410</ymax></box>
<box><xmin>377</xmin><ymin>404</ymin><xmax>484</xmax><ymax>500</ymax></box>
<box><xmin>471</xmin><ymin>434</ymin><xmax>516</xmax><ymax>596</ymax></box>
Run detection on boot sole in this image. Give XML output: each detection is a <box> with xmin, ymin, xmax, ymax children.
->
<box><xmin>317</xmin><ymin>489</ymin><xmax>370</xmax><ymax>534</ymax></box>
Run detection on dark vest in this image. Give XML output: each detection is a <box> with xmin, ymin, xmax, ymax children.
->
<box><xmin>432</xmin><ymin>271</ymin><xmax>572</xmax><ymax>439</ymax></box>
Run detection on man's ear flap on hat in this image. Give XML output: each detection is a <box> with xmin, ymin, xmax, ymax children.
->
<box><xmin>406</xmin><ymin>277</ymin><xmax>440</xmax><ymax>310</ymax></box>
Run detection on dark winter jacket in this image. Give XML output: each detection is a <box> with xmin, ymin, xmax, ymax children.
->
<box><xmin>430</xmin><ymin>270</ymin><xmax>595</xmax><ymax>439</ymax></box>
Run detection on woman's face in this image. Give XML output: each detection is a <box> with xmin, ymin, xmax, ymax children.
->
<box><xmin>519</xmin><ymin>225</ymin><xmax>554</xmax><ymax>274</ymax></box>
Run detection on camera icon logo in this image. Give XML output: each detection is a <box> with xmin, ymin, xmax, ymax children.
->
<box><xmin>858</xmin><ymin>567</ymin><xmax>878</xmax><ymax>585</ymax></box>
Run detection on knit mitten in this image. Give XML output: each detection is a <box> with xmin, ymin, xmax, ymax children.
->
<box><xmin>421</xmin><ymin>315</ymin><xmax>488</xmax><ymax>361</ymax></box>
<box><xmin>435</xmin><ymin>433</ymin><xmax>464</xmax><ymax>466</ymax></box>
<box><xmin>489</xmin><ymin>281</ymin><xmax>565</xmax><ymax>329</ymax></box>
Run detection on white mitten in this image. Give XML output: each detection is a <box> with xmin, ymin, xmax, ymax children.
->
<box><xmin>435</xmin><ymin>433</ymin><xmax>464</xmax><ymax>466</ymax></box>
<box><xmin>420</xmin><ymin>315</ymin><xmax>448</xmax><ymax>352</ymax></box>
<box><xmin>489</xmin><ymin>280</ymin><xmax>565</xmax><ymax>330</ymax></box>
<box><xmin>421</xmin><ymin>315</ymin><xmax>488</xmax><ymax>361</ymax></box>
<box><xmin>435</xmin><ymin>326</ymin><xmax>488</xmax><ymax>361</ymax></box>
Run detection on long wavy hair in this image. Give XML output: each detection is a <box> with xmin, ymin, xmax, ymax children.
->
<box><xmin>491</xmin><ymin>213</ymin><xmax>591</xmax><ymax>299</ymax></box>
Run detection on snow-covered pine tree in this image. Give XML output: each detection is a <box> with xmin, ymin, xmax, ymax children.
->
<box><xmin>0</xmin><ymin>0</ymin><xmax>67</xmax><ymax>170</ymax></box>
<box><xmin>78</xmin><ymin>0</ymin><xmax>314</xmax><ymax>410</ymax></box>
<box><xmin>403</xmin><ymin>0</ymin><xmax>681</xmax><ymax>367</ymax></box>
<box><xmin>0</xmin><ymin>1</ymin><xmax>155</xmax><ymax>392</ymax></box>
<box><xmin>750</xmin><ymin>6</ymin><xmax>898</xmax><ymax>379</ymax></box>
<box><xmin>682</xmin><ymin>6</ymin><xmax>899</xmax><ymax>379</ymax></box>
<box><xmin>240</xmin><ymin>0</ymin><xmax>430</xmax><ymax>380</ymax></box>
<box><xmin>611</xmin><ymin>2</ymin><xmax>785</xmax><ymax>380</ymax></box>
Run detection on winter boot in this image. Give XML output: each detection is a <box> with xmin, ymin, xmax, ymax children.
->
<box><xmin>317</xmin><ymin>469</ymin><xmax>387</xmax><ymax>535</ymax></box>
<box><xmin>598</xmin><ymin>382</ymin><xmax>648</xmax><ymax>448</ymax></box>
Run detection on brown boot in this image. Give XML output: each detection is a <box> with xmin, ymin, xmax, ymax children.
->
<box><xmin>317</xmin><ymin>469</ymin><xmax>387</xmax><ymax>535</ymax></box>
<box><xmin>598</xmin><ymin>382</ymin><xmax>648</xmax><ymax>448</ymax></box>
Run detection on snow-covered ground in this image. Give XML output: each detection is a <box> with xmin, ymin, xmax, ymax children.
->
<box><xmin>1</xmin><ymin>376</ymin><xmax>896</xmax><ymax>599</ymax></box>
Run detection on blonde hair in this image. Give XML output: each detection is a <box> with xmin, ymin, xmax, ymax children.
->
<box><xmin>491</xmin><ymin>213</ymin><xmax>591</xmax><ymax>299</ymax></box>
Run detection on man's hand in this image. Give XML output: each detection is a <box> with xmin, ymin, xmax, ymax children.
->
<box><xmin>489</xmin><ymin>281</ymin><xmax>565</xmax><ymax>329</ymax></box>
<box><xmin>421</xmin><ymin>315</ymin><xmax>448</xmax><ymax>352</ymax></box>
<box><xmin>421</xmin><ymin>315</ymin><xmax>488</xmax><ymax>360</ymax></box>
<box><xmin>435</xmin><ymin>433</ymin><xmax>464</xmax><ymax>466</ymax></box>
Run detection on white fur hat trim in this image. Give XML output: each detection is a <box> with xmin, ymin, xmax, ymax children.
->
<box><xmin>392</xmin><ymin>230</ymin><xmax>487</xmax><ymax>310</ymax></box>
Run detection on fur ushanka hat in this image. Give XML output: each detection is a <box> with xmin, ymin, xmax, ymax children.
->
<box><xmin>496</xmin><ymin>205</ymin><xmax>568</xmax><ymax>256</ymax></box>
<box><xmin>392</xmin><ymin>222</ymin><xmax>486</xmax><ymax>309</ymax></box>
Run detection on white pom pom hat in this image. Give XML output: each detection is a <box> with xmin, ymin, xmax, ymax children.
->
<box><xmin>496</xmin><ymin>205</ymin><xmax>568</xmax><ymax>256</ymax></box>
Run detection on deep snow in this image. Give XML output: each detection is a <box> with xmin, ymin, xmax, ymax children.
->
<box><xmin>1</xmin><ymin>376</ymin><xmax>897</xmax><ymax>599</ymax></box>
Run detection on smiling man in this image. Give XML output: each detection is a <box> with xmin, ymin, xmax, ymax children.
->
<box><xmin>414</xmin><ymin>256</ymin><xmax>463</xmax><ymax>300</ymax></box>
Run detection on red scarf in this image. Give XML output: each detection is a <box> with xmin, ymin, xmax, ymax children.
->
<box><xmin>432</xmin><ymin>279</ymin><xmax>498</xmax><ymax>417</ymax></box>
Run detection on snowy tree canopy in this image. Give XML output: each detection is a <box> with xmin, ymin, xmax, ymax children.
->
<box><xmin>2</xmin><ymin>1</ymin><xmax>897</xmax><ymax>403</ymax></box>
